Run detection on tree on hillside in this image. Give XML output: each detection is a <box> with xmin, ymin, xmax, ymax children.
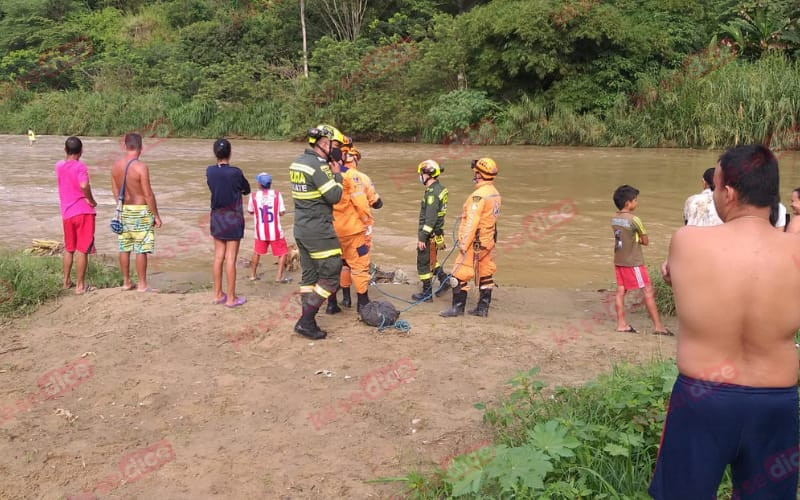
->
<box><xmin>317</xmin><ymin>0</ymin><xmax>368</xmax><ymax>40</ymax></box>
<box><xmin>301</xmin><ymin>0</ymin><xmax>309</xmax><ymax>76</ymax></box>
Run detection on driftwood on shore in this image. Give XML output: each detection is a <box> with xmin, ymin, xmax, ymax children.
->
<box><xmin>371</xmin><ymin>266</ymin><xmax>409</xmax><ymax>284</ymax></box>
<box><xmin>24</xmin><ymin>239</ymin><xmax>64</xmax><ymax>256</ymax></box>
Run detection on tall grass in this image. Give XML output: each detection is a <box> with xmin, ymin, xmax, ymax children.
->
<box><xmin>606</xmin><ymin>54</ymin><xmax>800</xmax><ymax>149</ymax></box>
<box><xmin>0</xmin><ymin>252</ymin><xmax>122</xmax><ymax>319</ymax></box>
<box><xmin>0</xmin><ymin>90</ymin><xmax>291</xmax><ymax>140</ymax></box>
<box><xmin>1</xmin><ymin>55</ymin><xmax>798</xmax><ymax>147</ymax></box>
<box><xmin>491</xmin><ymin>55</ymin><xmax>800</xmax><ymax>148</ymax></box>
<box><xmin>649</xmin><ymin>265</ymin><xmax>676</xmax><ymax>316</ymax></box>
<box><xmin>494</xmin><ymin>95</ymin><xmax>608</xmax><ymax>146</ymax></box>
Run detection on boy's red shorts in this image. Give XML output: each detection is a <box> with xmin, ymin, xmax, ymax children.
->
<box><xmin>62</xmin><ymin>214</ymin><xmax>96</xmax><ymax>254</ymax></box>
<box><xmin>615</xmin><ymin>265</ymin><xmax>650</xmax><ymax>290</ymax></box>
<box><xmin>254</xmin><ymin>237</ymin><xmax>288</xmax><ymax>257</ymax></box>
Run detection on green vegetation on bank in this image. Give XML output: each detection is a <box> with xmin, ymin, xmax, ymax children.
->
<box><xmin>391</xmin><ymin>362</ymin><xmax>770</xmax><ymax>499</ymax></box>
<box><xmin>1</xmin><ymin>0</ymin><xmax>799</xmax><ymax>147</ymax></box>
<box><xmin>649</xmin><ymin>266</ymin><xmax>675</xmax><ymax>316</ymax></box>
<box><xmin>0</xmin><ymin>252</ymin><xmax>122</xmax><ymax>319</ymax></box>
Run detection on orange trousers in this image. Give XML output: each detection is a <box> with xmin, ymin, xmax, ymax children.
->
<box><xmin>451</xmin><ymin>246</ymin><xmax>496</xmax><ymax>292</ymax></box>
<box><xmin>338</xmin><ymin>232</ymin><xmax>370</xmax><ymax>293</ymax></box>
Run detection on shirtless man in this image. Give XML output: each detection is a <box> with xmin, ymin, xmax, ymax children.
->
<box><xmin>111</xmin><ymin>133</ymin><xmax>162</xmax><ymax>292</ymax></box>
<box><xmin>651</xmin><ymin>144</ymin><xmax>800</xmax><ymax>499</ymax></box>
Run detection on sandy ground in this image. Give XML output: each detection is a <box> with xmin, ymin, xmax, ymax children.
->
<box><xmin>0</xmin><ymin>277</ymin><xmax>676</xmax><ymax>499</ymax></box>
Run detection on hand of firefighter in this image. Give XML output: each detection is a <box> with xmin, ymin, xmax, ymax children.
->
<box><xmin>417</xmin><ymin>240</ymin><xmax>426</xmax><ymax>251</ymax></box>
<box><xmin>433</xmin><ymin>234</ymin><xmax>446</xmax><ymax>251</ymax></box>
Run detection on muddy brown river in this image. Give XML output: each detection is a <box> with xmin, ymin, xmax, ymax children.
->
<box><xmin>2</xmin><ymin>134</ymin><xmax>799</xmax><ymax>288</ymax></box>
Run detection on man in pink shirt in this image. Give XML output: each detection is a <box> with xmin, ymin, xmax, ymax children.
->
<box><xmin>56</xmin><ymin>136</ymin><xmax>98</xmax><ymax>294</ymax></box>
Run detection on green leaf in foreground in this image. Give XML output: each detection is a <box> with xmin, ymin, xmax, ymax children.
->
<box><xmin>445</xmin><ymin>445</ymin><xmax>496</xmax><ymax>497</ymax></box>
<box><xmin>602</xmin><ymin>443</ymin><xmax>630</xmax><ymax>457</ymax></box>
<box><xmin>447</xmin><ymin>458</ymin><xmax>485</xmax><ymax>497</ymax></box>
<box><xmin>527</xmin><ymin>420</ymin><xmax>579</xmax><ymax>460</ymax></box>
<box><xmin>485</xmin><ymin>445</ymin><xmax>552</xmax><ymax>493</ymax></box>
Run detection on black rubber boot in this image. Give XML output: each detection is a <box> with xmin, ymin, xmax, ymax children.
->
<box><xmin>434</xmin><ymin>271</ymin><xmax>451</xmax><ymax>297</ymax></box>
<box><xmin>294</xmin><ymin>293</ymin><xmax>327</xmax><ymax>340</ymax></box>
<box><xmin>439</xmin><ymin>288</ymin><xmax>467</xmax><ymax>317</ymax></box>
<box><xmin>341</xmin><ymin>286</ymin><xmax>352</xmax><ymax>308</ymax></box>
<box><xmin>326</xmin><ymin>293</ymin><xmax>342</xmax><ymax>315</ymax></box>
<box><xmin>468</xmin><ymin>288</ymin><xmax>492</xmax><ymax>317</ymax></box>
<box><xmin>411</xmin><ymin>279</ymin><xmax>433</xmax><ymax>302</ymax></box>
<box><xmin>356</xmin><ymin>291</ymin><xmax>370</xmax><ymax>315</ymax></box>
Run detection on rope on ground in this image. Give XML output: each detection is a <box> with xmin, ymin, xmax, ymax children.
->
<box><xmin>369</xmin><ymin>222</ymin><xmax>462</xmax><ymax>313</ymax></box>
<box><xmin>368</xmin><ymin>224</ymin><xmax>468</xmax><ymax>337</ymax></box>
<box><xmin>377</xmin><ymin>315</ymin><xmax>411</xmax><ymax>334</ymax></box>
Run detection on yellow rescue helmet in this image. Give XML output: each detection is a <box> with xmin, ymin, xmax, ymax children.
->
<box><xmin>308</xmin><ymin>124</ymin><xmax>346</xmax><ymax>146</ymax></box>
<box><xmin>417</xmin><ymin>159</ymin><xmax>442</xmax><ymax>178</ymax></box>
<box><xmin>471</xmin><ymin>157</ymin><xmax>498</xmax><ymax>180</ymax></box>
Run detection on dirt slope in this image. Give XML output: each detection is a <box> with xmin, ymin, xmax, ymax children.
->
<box><xmin>0</xmin><ymin>283</ymin><xmax>674</xmax><ymax>499</ymax></box>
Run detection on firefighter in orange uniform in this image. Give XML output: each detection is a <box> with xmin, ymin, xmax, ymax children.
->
<box><xmin>327</xmin><ymin>140</ymin><xmax>382</xmax><ymax>314</ymax></box>
<box><xmin>440</xmin><ymin>158</ymin><xmax>501</xmax><ymax>317</ymax></box>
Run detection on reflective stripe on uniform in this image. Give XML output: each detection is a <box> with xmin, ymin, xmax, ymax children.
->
<box><xmin>309</xmin><ymin>248</ymin><xmax>342</xmax><ymax>259</ymax></box>
<box><xmin>299</xmin><ymin>285</ymin><xmax>315</xmax><ymax>293</ymax></box>
<box><xmin>319</xmin><ymin>178</ymin><xmax>341</xmax><ymax>194</ymax></box>
<box><xmin>418</xmin><ymin>272</ymin><xmax>433</xmax><ymax>280</ymax></box>
<box><xmin>422</xmin><ymin>225</ymin><xmax>433</xmax><ymax>233</ymax></box>
<box><xmin>290</xmin><ymin>163</ymin><xmax>316</xmax><ymax>175</ymax></box>
<box><xmin>314</xmin><ymin>284</ymin><xmax>332</xmax><ymax>298</ymax></box>
<box><xmin>292</xmin><ymin>190</ymin><xmax>323</xmax><ymax>200</ymax></box>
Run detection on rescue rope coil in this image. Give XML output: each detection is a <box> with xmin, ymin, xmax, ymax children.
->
<box><xmin>368</xmin><ymin>224</ymin><xmax>471</xmax><ymax>334</ymax></box>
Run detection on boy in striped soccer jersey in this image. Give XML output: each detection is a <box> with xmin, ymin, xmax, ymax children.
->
<box><xmin>248</xmin><ymin>172</ymin><xmax>290</xmax><ymax>283</ymax></box>
<box><xmin>611</xmin><ymin>185</ymin><xmax>671</xmax><ymax>336</ymax></box>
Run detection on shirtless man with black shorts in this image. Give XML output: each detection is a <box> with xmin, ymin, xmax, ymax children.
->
<box><xmin>651</xmin><ymin>144</ymin><xmax>800</xmax><ymax>499</ymax></box>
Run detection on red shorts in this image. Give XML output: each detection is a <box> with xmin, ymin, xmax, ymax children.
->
<box><xmin>615</xmin><ymin>265</ymin><xmax>650</xmax><ymax>290</ymax></box>
<box><xmin>254</xmin><ymin>238</ymin><xmax>288</xmax><ymax>257</ymax></box>
<box><xmin>62</xmin><ymin>214</ymin><xmax>96</xmax><ymax>254</ymax></box>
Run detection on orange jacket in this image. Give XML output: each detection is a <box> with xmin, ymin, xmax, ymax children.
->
<box><xmin>346</xmin><ymin>166</ymin><xmax>380</xmax><ymax>226</ymax></box>
<box><xmin>457</xmin><ymin>181</ymin><xmax>501</xmax><ymax>251</ymax></box>
<box><xmin>342</xmin><ymin>160</ymin><xmax>378</xmax><ymax>203</ymax></box>
<box><xmin>333</xmin><ymin>167</ymin><xmax>373</xmax><ymax>236</ymax></box>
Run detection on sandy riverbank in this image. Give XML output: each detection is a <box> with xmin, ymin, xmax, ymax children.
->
<box><xmin>0</xmin><ymin>279</ymin><xmax>675</xmax><ymax>499</ymax></box>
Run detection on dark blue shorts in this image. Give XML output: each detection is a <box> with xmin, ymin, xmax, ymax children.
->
<box><xmin>210</xmin><ymin>209</ymin><xmax>244</xmax><ymax>241</ymax></box>
<box><xmin>649</xmin><ymin>374</ymin><xmax>798</xmax><ymax>499</ymax></box>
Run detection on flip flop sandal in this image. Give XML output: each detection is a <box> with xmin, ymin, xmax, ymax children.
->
<box><xmin>653</xmin><ymin>328</ymin><xmax>675</xmax><ymax>336</ymax></box>
<box><xmin>615</xmin><ymin>325</ymin><xmax>637</xmax><ymax>333</ymax></box>
<box><xmin>213</xmin><ymin>293</ymin><xmax>228</xmax><ymax>305</ymax></box>
<box><xmin>225</xmin><ymin>296</ymin><xmax>247</xmax><ymax>308</ymax></box>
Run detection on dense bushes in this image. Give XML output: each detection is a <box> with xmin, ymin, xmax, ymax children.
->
<box><xmin>0</xmin><ymin>0</ymin><xmax>798</xmax><ymax>145</ymax></box>
<box><xmin>394</xmin><ymin>362</ymin><xmax>756</xmax><ymax>498</ymax></box>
